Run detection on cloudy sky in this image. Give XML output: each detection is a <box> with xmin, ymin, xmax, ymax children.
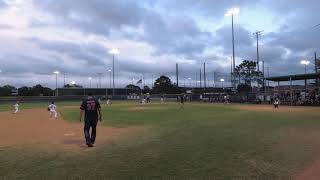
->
<box><xmin>0</xmin><ymin>0</ymin><xmax>319</xmax><ymax>88</ymax></box>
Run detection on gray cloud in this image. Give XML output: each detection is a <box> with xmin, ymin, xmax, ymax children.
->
<box><xmin>1</xmin><ymin>0</ymin><xmax>320</xmax><ymax>88</ymax></box>
<box><xmin>34</xmin><ymin>0</ymin><xmax>144</xmax><ymax>35</ymax></box>
<box><xmin>215</xmin><ymin>25</ymin><xmax>254</xmax><ymax>56</ymax></box>
<box><xmin>34</xmin><ymin>0</ymin><xmax>212</xmax><ymax>59</ymax></box>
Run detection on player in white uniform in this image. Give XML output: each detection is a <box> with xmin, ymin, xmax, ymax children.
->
<box><xmin>160</xmin><ymin>95</ymin><xmax>164</xmax><ymax>104</ymax></box>
<box><xmin>273</xmin><ymin>98</ymin><xmax>280</xmax><ymax>108</ymax></box>
<box><xmin>13</xmin><ymin>101</ymin><xmax>19</xmax><ymax>114</ymax></box>
<box><xmin>106</xmin><ymin>98</ymin><xmax>111</xmax><ymax>106</ymax></box>
<box><xmin>48</xmin><ymin>101</ymin><xmax>58</xmax><ymax>118</ymax></box>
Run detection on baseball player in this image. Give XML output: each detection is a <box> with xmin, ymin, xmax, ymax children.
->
<box><xmin>180</xmin><ymin>94</ymin><xmax>185</xmax><ymax>109</ymax></box>
<box><xmin>106</xmin><ymin>98</ymin><xmax>111</xmax><ymax>106</ymax></box>
<box><xmin>160</xmin><ymin>95</ymin><xmax>164</xmax><ymax>104</ymax></box>
<box><xmin>80</xmin><ymin>92</ymin><xmax>102</xmax><ymax>147</ymax></box>
<box><xmin>274</xmin><ymin>98</ymin><xmax>280</xmax><ymax>108</ymax></box>
<box><xmin>224</xmin><ymin>95</ymin><xmax>230</xmax><ymax>104</ymax></box>
<box><xmin>48</xmin><ymin>101</ymin><xmax>58</xmax><ymax>118</ymax></box>
<box><xmin>13</xmin><ymin>101</ymin><xmax>19</xmax><ymax>114</ymax></box>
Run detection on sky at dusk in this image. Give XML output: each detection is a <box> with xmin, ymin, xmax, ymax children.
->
<box><xmin>0</xmin><ymin>0</ymin><xmax>319</xmax><ymax>88</ymax></box>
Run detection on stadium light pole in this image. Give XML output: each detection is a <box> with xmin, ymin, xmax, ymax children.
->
<box><xmin>220</xmin><ymin>78</ymin><xmax>225</xmax><ymax>88</ymax></box>
<box><xmin>109</xmin><ymin>48</ymin><xmax>120</xmax><ymax>97</ymax></box>
<box><xmin>108</xmin><ymin>69</ymin><xmax>112</xmax><ymax>89</ymax></box>
<box><xmin>88</xmin><ymin>77</ymin><xmax>92</xmax><ymax>88</ymax></box>
<box><xmin>53</xmin><ymin>71</ymin><xmax>60</xmax><ymax>97</ymax></box>
<box><xmin>301</xmin><ymin>60</ymin><xmax>310</xmax><ymax>92</ymax></box>
<box><xmin>188</xmin><ymin>77</ymin><xmax>192</xmax><ymax>87</ymax></box>
<box><xmin>97</xmin><ymin>73</ymin><xmax>103</xmax><ymax>88</ymax></box>
<box><xmin>106</xmin><ymin>69</ymin><xmax>111</xmax><ymax>98</ymax></box>
<box><xmin>225</xmin><ymin>7</ymin><xmax>240</xmax><ymax>88</ymax></box>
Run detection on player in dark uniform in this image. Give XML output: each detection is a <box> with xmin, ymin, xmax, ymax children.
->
<box><xmin>79</xmin><ymin>92</ymin><xmax>102</xmax><ymax>147</ymax></box>
<box><xmin>180</xmin><ymin>94</ymin><xmax>185</xmax><ymax>109</ymax></box>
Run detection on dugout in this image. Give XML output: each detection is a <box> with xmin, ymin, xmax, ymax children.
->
<box><xmin>57</xmin><ymin>88</ymin><xmax>130</xmax><ymax>100</ymax></box>
<box><xmin>266</xmin><ymin>72</ymin><xmax>320</xmax><ymax>105</ymax></box>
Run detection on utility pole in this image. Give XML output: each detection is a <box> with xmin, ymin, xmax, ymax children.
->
<box><xmin>213</xmin><ymin>71</ymin><xmax>216</xmax><ymax>87</ymax></box>
<box><xmin>315</xmin><ymin>52</ymin><xmax>318</xmax><ymax>88</ymax></box>
<box><xmin>151</xmin><ymin>74</ymin><xmax>154</xmax><ymax>88</ymax></box>
<box><xmin>112</xmin><ymin>55</ymin><xmax>115</xmax><ymax>96</ymax></box>
<box><xmin>254</xmin><ymin>31</ymin><xmax>263</xmax><ymax>90</ymax></box>
<box><xmin>254</xmin><ymin>31</ymin><xmax>263</xmax><ymax>71</ymax></box>
<box><xmin>63</xmin><ymin>72</ymin><xmax>66</xmax><ymax>87</ymax></box>
<box><xmin>200</xmin><ymin>68</ymin><xmax>202</xmax><ymax>88</ymax></box>
<box><xmin>263</xmin><ymin>61</ymin><xmax>266</xmax><ymax>92</ymax></box>
<box><xmin>230</xmin><ymin>56</ymin><xmax>233</xmax><ymax>86</ymax></box>
<box><xmin>143</xmin><ymin>73</ymin><xmax>145</xmax><ymax>88</ymax></box>
<box><xmin>231</xmin><ymin>13</ymin><xmax>236</xmax><ymax>88</ymax></box>
<box><xmin>98</xmin><ymin>73</ymin><xmax>103</xmax><ymax>88</ymax></box>
<box><xmin>203</xmin><ymin>62</ymin><xmax>206</xmax><ymax>93</ymax></box>
<box><xmin>267</xmin><ymin>67</ymin><xmax>270</xmax><ymax>92</ymax></box>
<box><xmin>195</xmin><ymin>72</ymin><xmax>198</xmax><ymax>88</ymax></box>
<box><xmin>176</xmin><ymin>63</ymin><xmax>179</xmax><ymax>87</ymax></box>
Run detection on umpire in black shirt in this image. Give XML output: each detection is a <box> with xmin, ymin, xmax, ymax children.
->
<box><xmin>79</xmin><ymin>92</ymin><xmax>102</xmax><ymax>147</ymax></box>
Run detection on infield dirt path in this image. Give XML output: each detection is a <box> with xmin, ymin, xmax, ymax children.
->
<box><xmin>0</xmin><ymin>108</ymin><xmax>139</xmax><ymax>150</ymax></box>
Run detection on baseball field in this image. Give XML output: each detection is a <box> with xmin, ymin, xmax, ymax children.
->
<box><xmin>1</xmin><ymin>101</ymin><xmax>320</xmax><ymax>179</ymax></box>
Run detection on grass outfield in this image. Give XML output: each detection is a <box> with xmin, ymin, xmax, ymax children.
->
<box><xmin>1</xmin><ymin>102</ymin><xmax>320</xmax><ymax>179</ymax></box>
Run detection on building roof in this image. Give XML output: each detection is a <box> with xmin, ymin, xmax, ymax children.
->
<box><xmin>266</xmin><ymin>72</ymin><xmax>320</xmax><ymax>82</ymax></box>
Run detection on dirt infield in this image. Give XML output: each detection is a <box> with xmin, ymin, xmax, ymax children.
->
<box><xmin>0</xmin><ymin>108</ymin><xmax>140</xmax><ymax>151</ymax></box>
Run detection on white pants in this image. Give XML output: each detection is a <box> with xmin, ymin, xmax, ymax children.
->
<box><xmin>161</xmin><ymin>98</ymin><xmax>164</xmax><ymax>104</ymax></box>
<box><xmin>14</xmin><ymin>108</ymin><xmax>19</xmax><ymax>114</ymax></box>
<box><xmin>50</xmin><ymin>110</ymin><xmax>58</xmax><ymax>118</ymax></box>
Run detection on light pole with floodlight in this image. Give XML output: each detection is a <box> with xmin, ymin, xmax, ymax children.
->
<box><xmin>301</xmin><ymin>60</ymin><xmax>310</xmax><ymax>92</ymax></box>
<box><xmin>220</xmin><ymin>78</ymin><xmax>225</xmax><ymax>88</ymax></box>
<box><xmin>109</xmin><ymin>48</ymin><xmax>120</xmax><ymax>96</ymax></box>
<box><xmin>88</xmin><ymin>77</ymin><xmax>92</xmax><ymax>88</ymax></box>
<box><xmin>108</xmin><ymin>69</ymin><xmax>112</xmax><ymax>89</ymax></box>
<box><xmin>106</xmin><ymin>69</ymin><xmax>111</xmax><ymax>98</ymax></box>
<box><xmin>53</xmin><ymin>71</ymin><xmax>60</xmax><ymax>96</ymax></box>
<box><xmin>225</xmin><ymin>7</ymin><xmax>240</xmax><ymax>88</ymax></box>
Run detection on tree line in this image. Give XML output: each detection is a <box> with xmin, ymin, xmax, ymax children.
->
<box><xmin>0</xmin><ymin>84</ymin><xmax>54</xmax><ymax>96</ymax></box>
<box><xmin>126</xmin><ymin>75</ymin><xmax>181</xmax><ymax>95</ymax></box>
<box><xmin>0</xmin><ymin>60</ymin><xmax>264</xmax><ymax>96</ymax></box>
<box><xmin>0</xmin><ymin>83</ymin><xmax>83</xmax><ymax>96</ymax></box>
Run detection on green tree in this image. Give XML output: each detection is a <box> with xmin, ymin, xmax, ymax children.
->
<box><xmin>126</xmin><ymin>84</ymin><xmax>141</xmax><ymax>94</ymax></box>
<box><xmin>18</xmin><ymin>86</ymin><xmax>31</xmax><ymax>96</ymax></box>
<box><xmin>142</xmin><ymin>86</ymin><xmax>151</xmax><ymax>94</ymax></box>
<box><xmin>153</xmin><ymin>76</ymin><xmax>179</xmax><ymax>94</ymax></box>
<box><xmin>235</xmin><ymin>60</ymin><xmax>263</xmax><ymax>86</ymax></box>
<box><xmin>0</xmin><ymin>85</ymin><xmax>16</xmax><ymax>96</ymax></box>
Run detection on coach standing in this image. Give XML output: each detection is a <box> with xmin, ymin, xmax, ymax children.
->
<box><xmin>79</xmin><ymin>92</ymin><xmax>102</xmax><ymax>147</ymax></box>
